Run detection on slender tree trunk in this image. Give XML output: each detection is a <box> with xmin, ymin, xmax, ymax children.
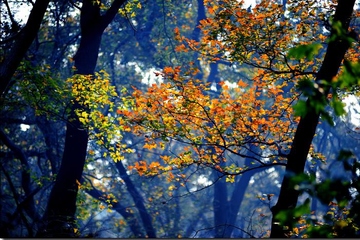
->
<box><xmin>115</xmin><ymin>161</ymin><xmax>157</xmax><ymax>237</ymax></box>
<box><xmin>192</xmin><ymin>0</ymin><xmax>206</xmax><ymax>80</ymax></box>
<box><xmin>36</xmin><ymin>116</ymin><xmax>63</xmax><ymax>175</ymax></box>
<box><xmin>270</xmin><ymin>0</ymin><xmax>356</xmax><ymax>237</ymax></box>
<box><xmin>223</xmin><ymin>157</ymin><xmax>263</xmax><ymax>237</ymax></box>
<box><xmin>213</xmin><ymin>171</ymin><xmax>228</xmax><ymax>237</ymax></box>
<box><xmin>85</xmin><ymin>186</ymin><xmax>145</xmax><ymax>237</ymax></box>
<box><xmin>0</xmin><ymin>129</ymin><xmax>41</xmax><ymax>235</ymax></box>
<box><xmin>0</xmin><ymin>0</ymin><xmax>50</xmax><ymax>98</ymax></box>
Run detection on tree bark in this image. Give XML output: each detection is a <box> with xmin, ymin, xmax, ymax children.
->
<box><xmin>270</xmin><ymin>0</ymin><xmax>356</xmax><ymax>237</ymax></box>
<box><xmin>36</xmin><ymin>116</ymin><xmax>63</xmax><ymax>175</ymax></box>
<box><xmin>37</xmin><ymin>0</ymin><xmax>126</xmax><ymax>237</ymax></box>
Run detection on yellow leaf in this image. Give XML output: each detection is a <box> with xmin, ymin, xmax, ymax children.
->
<box><xmin>143</xmin><ymin>142</ymin><xmax>157</xmax><ymax>150</ymax></box>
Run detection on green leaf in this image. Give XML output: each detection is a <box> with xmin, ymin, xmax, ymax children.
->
<box><xmin>275</xmin><ymin>198</ymin><xmax>310</xmax><ymax>227</ymax></box>
<box><xmin>293</xmin><ymin>100</ymin><xmax>308</xmax><ymax>117</ymax></box>
<box><xmin>336</xmin><ymin>60</ymin><xmax>360</xmax><ymax>89</ymax></box>
<box><xmin>297</xmin><ymin>79</ymin><xmax>316</xmax><ymax>97</ymax></box>
<box><xmin>293</xmin><ymin>198</ymin><xmax>311</xmax><ymax>218</ymax></box>
<box><xmin>306</xmin><ymin>225</ymin><xmax>333</xmax><ymax>238</ymax></box>
<box><xmin>331</xmin><ymin>99</ymin><xmax>346</xmax><ymax>116</ymax></box>
<box><xmin>287</xmin><ymin>43</ymin><xmax>322</xmax><ymax>60</ymax></box>
<box><xmin>315</xmin><ymin>179</ymin><xmax>351</xmax><ymax>206</ymax></box>
<box><xmin>320</xmin><ymin>112</ymin><xmax>334</xmax><ymax>126</ymax></box>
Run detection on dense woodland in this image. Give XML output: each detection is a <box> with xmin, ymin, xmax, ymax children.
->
<box><xmin>1</xmin><ymin>0</ymin><xmax>360</xmax><ymax>238</ymax></box>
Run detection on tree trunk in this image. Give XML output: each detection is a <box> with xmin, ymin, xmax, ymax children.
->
<box><xmin>115</xmin><ymin>161</ymin><xmax>157</xmax><ymax>237</ymax></box>
<box><xmin>223</xmin><ymin>157</ymin><xmax>264</xmax><ymax>237</ymax></box>
<box><xmin>37</xmin><ymin>102</ymin><xmax>90</xmax><ymax>237</ymax></box>
<box><xmin>37</xmin><ymin>0</ymin><xmax>126</xmax><ymax>237</ymax></box>
<box><xmin>213</xmin><ymin>172</ymin><xmax>228</xmax><ymax>237</ymax></box>
<box><xmin>270</xmin><ymin>0</ymin><xmax>356</xmax><ymax>237</ymax></box>
<box><xmin>85</xmin><ymin>186</ymin><xmax>145</xmax><ymax>237</ymax></box>
<box><xmin>36</xmin><ymin>116</ymin><xmax>63</xmax><ymax>175</ymax></box>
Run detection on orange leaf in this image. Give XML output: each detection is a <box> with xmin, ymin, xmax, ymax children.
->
<box><xmin>163</xmin><ymin>66</ymin><xmax>174</xmax><ymax>74</ymax></box>
<box><xmin>237</xmin><ymin>80</ymin><xmax>248</xmax><ymax>88</ymax></box>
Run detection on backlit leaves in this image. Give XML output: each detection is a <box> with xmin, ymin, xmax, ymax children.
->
<box><xmin>116</xmin><ymin>0</ymin><xmax>360</xmax><ymax>180</ymax></box>
<box><xmin>9</xmin><ymin>61</ymin><xmax>66</xmax><ymax>118</ymax></box>
<box><xmin>288</xmin><ymin>43</ymin><xmax>323</xmax><ymax>61</ymax></box>
<box><xmin>121</xmin><ymin>65</ymin><xmax>299</xmax><ymax>177</ymax></box>
<box><xmin>118</xmin><ymin>0</ymin><xmax>142</xmax><ymax>18</ymax></box>
<box><xmin>67</xmin><ymin>0</ymin><xmax>359</xmax><ymax>183</ymax></box>
<box><xmin>67</xmin><ymin>70</ymin><xmax>131</xmax><ymax>162</ymax></box>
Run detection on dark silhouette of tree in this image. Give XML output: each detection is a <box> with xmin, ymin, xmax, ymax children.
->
<box><xmin>0</xmin><ymin>0</ymin><xmax>50</xmax><ymax>98</ymax></box>
<box><xmin>270</xmin><ymin>0</ymin><xmax>357</xmax><ymax>237</ymax></box>
<box><xmin>37</xmin><ymin>0</ymin><xmax>130</xmax><ymax>237</ymax></box>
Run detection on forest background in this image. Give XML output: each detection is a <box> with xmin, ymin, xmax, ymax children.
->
<box><xmin>1</xmin><ymin>0</ymin><xmax>360</xmax><ymax>238</ymax></box>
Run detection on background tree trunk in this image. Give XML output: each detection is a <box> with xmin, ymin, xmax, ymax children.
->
<box><xmin>213</xmin><ymin>171</ymin><xmax>228</xmax><ymax>237</ymax></box>
<box><xmin>224</xmin><ymin>157</ymin><xmax>263</xmax><ymax>237</ymax></box>
<box><xmin>115</xmin><ymin>161</ymin><xmax>157</xmax><ymax>237</ymax></box>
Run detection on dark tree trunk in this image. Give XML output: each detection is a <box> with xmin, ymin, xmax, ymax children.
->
<box><xmin>0</xmin><ymin>0</ymin><xmax>50</xmax><ymax>98</ymax></box>
<box><xmin>270</xmin><ymin>0</ymin><xmax>356</xmax><ymax>237</ymax></box>
<box><xmin>213</xmin><ymin>172</ymin><xmax>228</xmax><ymax>237</ymax></box>
<box><xmin>37</xmin><ymin>0</ymin><xmax>126</xmax><ymax>237</ymax></box>
<box><xmin>36</xmin><ymin>116</ymin><xmax>64</xmax><ymax>175</ymax></box>
<box><xmin>37</xmin><ymin>102</ymin><xmax>90</xmax><ymax>237</ymax></box>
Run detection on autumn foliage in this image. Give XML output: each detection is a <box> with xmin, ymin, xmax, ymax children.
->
<box><xmin>121</xmin><ymin>64</ymin><xmax>299</xmax><ymax>180</ymax></box>
<box><xmin>65</xmin><ymin>1</ymin><xmax>360</xmax><ymax>188</ymax></box>
<box><xmin>65</xmin><ymin>1</ymin><xmax>360</xmax><ymax>230</ymax></box>
<box><xmin>117</xmin><ymin>0</ymin><xmax>359</xmax><ymax>178</ymax></box>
